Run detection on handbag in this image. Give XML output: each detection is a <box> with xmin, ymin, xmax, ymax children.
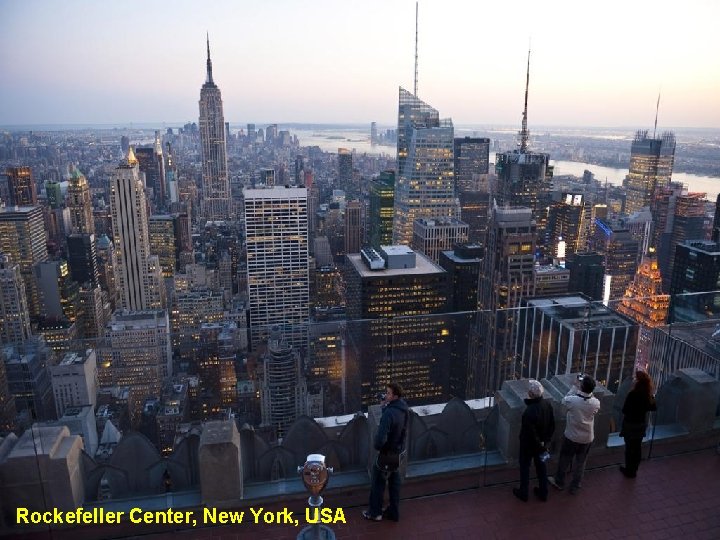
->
<box><xmin>376</xmin><ymin>450</ymin><xmax>401</xmax><ymax>472</ymax></box>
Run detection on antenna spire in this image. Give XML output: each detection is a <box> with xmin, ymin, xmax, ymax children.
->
<box><xmin>519</xmin><ymin>47</ymin><xmax>531</xmax><ymax>152</ymax></box>
<box><xmin>205</xmin><ymin>32</ymin><xmax>214</xmax><ymax>84</ymax></box>
<box><xmin>653</xmin><ymin>91</ymin><xmax>661</xmax><ymax>138</ymax></box>
<box><xmin>414</xmin><ymin>2</ymin><xmax>419</xmax><ymax>97</ymax></box>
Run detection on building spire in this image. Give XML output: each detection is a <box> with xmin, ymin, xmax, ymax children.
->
<box><xmin>519</xmin><ymin>47</ymin><xmax>531</xmax><ymax>152</ymax></box>
<box><xmin>206</xmin><ymin>32</ymin><xmax>214</xmax><ymax>84</ymax></box>
<box><xmin>653</xmin><ymin>91</ymin><xmax>661</xmax><ymax>139</ymax></box>
<box><xmin>414</xmin><ymin>1</ymin><xmax>419</xmax><ymax>97</ymax></box>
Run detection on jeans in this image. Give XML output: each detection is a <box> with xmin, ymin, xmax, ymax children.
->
<box><xmin>368</xmin><ymin>463</ymin><xmax>401</xmax><ymax>519</ymax></box>
<box><xmin>623</xmin><ymin>436</ymin><xmax>642</xmax><ymax>475</ymax></box>
<box><xmin>518</xmin><ymin>447</ymin><xmax>548</xmax><ymax>499</ymax></box>
<box><xmin>554</xmin><ymin>436</ymin><xmax>592</xmax><ymax>490</ymax></box>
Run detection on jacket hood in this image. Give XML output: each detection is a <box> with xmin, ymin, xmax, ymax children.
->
<box><xmin>524</xmin><ymin>396</ymin><xmax>543</xmax><ymax>405</ymax></box>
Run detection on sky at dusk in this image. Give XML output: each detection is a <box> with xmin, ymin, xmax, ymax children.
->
<box><xmin>1</xmin><ymin>0</ymin><xmax>719</xmax><ymax>128</ymax></box>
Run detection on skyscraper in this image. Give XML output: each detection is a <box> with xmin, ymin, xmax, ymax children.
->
<box><xmin>6</xmin><ymin>166</ymin><xmax>37</xmax><ymax>207</ymax></box>
<box><xmin>66</xmin><ymin>233</ymin><xmax>100</xmax><ymax>287</ymax></box>
<box><xmin>591</xmin><ymin>220</ymin><xmax>639</xmax><ymax>303</ymax></box>
<box><xmin>66</xmin><ymin>167</ymin><xmax>95</xmax><ymax>235</ymax></box>
<box><xmin>623</xmin><ymin>130</ymin><xmax>676</xmax><ymax>215</ymax></box>
<box><xmin>199</xmin><ymin>36</ymin><xmax>230</xmax><ymax>220</ymax></box>
<box><xmin>244</xmin><ymin>186</ymin><xmax>309</xmax><ymax>350</ymax></box>
<box><xmin>453</xmin><ymin>137</ymin><xmax>490</xmax><ymax>192</ymax></box>
<box><xmin>344</xmin><ymin>200</ymin><xmax>362</xmax><ymax>254</ymax></box>
<box><xmin>393</xmin><ymin>88</ymin><xmax>456</xmax><ymax>245</ymax></box>
<box><xmin>345</xmin><ymin>247</ymin><xmax>450</xmax><ymax>407</ymax></box>
<box><xmin>546</xmin><ymin>193</ymin><xmax>591</xmax><ymax>258</ymax></box>
<box><xmin>495</xmin><ymin>51</ymin><xmax>553</xmax><ymax>256</ymax></box>
<box><xmin>616</xmin><ymin>256</ymin><xmax>669</xmax><ymax>370</ymax></box>
<box><xmin>670</xmin><ymin>240</ymin><xmax>720</xmax><ymax>322</ymax></box>
<box><xmin>472</xmin><ymin>205</ymin><xmax>537</xmax><ymax>396</ymax></box>
<box><xmin>0</xmin><ymin>253</ymin><xmax>31</xmax><ymax>345</ymax></box>
<box><xmin>337</xmin><ymin>148</ymin><xmax>353</xmax><ymax>190</ymax></box>
<box><xmin>368</xmin><ymin>171</ymin><xmax>395</xmax><ymax>249</ymax></box>
<box><xmin>411</xmin><ymin>217</ymin><xmax>469</xmax><ymax>263</ymax></box>
<box><xmin>260</xmin><ymin>326</ymin><xmax>307</xmax><ymax>438</ymax></box>
<box><xmin>109</xmin><ymin>148</ymin><xmax>163</xmax><ymax>311</ymax></box>
<box><xmin>0</xmin><ymin>205</ymin><xmax>48</xmax><ymax>318</ymax></box>
<box><xmin>516</xmin><ymin>295</ymin><xmax>637</xmax><ymax>392</ymax></box>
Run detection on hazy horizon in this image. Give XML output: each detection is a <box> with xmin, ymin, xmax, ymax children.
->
<box><xmin>2</xmin><ymin>0</ymin><xmax>719</xmax><ymax>128</ymax></box>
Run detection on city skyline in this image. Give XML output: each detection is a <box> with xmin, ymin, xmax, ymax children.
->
<box><xmin>1</xmin><ymin>0</ymin><xmax>718</xmax><ymax>128</ymax></box>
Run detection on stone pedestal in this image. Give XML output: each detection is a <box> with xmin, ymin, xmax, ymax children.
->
<box><xmin>0</xmin><ymin>426</ymin><xmax>85</xmax><ymax>525</ymax></box>
<box><xmin>199</xmin><ymin>420</ymin><xmax>243</xmax><ymax>507</ymax></box>
<box><xmin>656</xmin><ymin>368</ymin><xmax>720</xmax><ymax>432</ymax></box>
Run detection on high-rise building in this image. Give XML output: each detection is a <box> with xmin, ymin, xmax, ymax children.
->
<box><xmin>34</xmin><ymin>260</ymin><xmax>80</xmax><ymax>322</ymax></box>
<box><xmin>472</xmin><ymin>205</ymin><xmax>536</xmax><ymax>396</ymax></box>
<box><xmin>439</xmin><ymin>243</ymin><xmax>482</xmax><ymax>399</ymax></box>
<box><xmin>95</xmin><ymin>234</ymin><xmax>117</xmax><ymax>307</ymax></box>
<box><xmin>368</xmin><ymin>171</ymin><xmax>395</xmax><ymax>249</ymax></box>
<box><xmin>135</xmin><ymin>137</ymin><xmax>167</xmax><ymax>211</ymax></box>
<box><xmin>0</xmin><ymin>351</ymin><xmax>16</xmax><ymax>431</ymax></box>
<box><xmin>344</xmin><ymin>200</ymin><xmax>362</xmax><ymax>255</ymax></box>
<box><xmin>66</xmin><ymin>167</ymin><xmax>95</xmax><ymax>235</ymax></box>
<box><xmin>454</xmin><ymin>137</ymin><xmax>490</xmax><ymax>192</ymax></box>
<box><xmin>591</xmin><ymin>220</ymin><xmax>639</xmax><ymax>304</ymax></box>
<box><xmin>0</xmin><ymin>253</ymin><xmax>31</xmax><ymax>345</ymax></box>
<box><xmin>0</xmin><ymin>205</ymin><xmax>48</xmax><ymax>318</ymax></box>
<box><xmin>712</xmin><ymin>194</ymin><xmax>720</xmax><ymax>243</ymax></box>
<box><xmin>149</xmin><ymin>215</ymin><xmax>181</xmax><ymax>277</ymax></box>
<box><xmin>66</xmin><ymin>233</ymin><xmax>99</xmax><ymax>287</ymax></box>
<box><xmin>516</xmin><ymin>295</ymin><xmax>637</xmax><ymax>392</ymax></box>
<box><xmin>616</xmin><ymin>257</ymin><xmax>669</xmax><ymax>370</ymax></box>
<box><xmin>662</xmin><ymin>193</ymin><xmax>707</xmax><ymax>291</ymax></box>
<box><xmin>50</xmin><ymin>349</ymin><xmax>98</xmax><ymax>418</ymax></box>
<box><xmin>546</xmin><ymin>193</ymin><xmax>590</xmax><ymax>258</ymax></box>
<box><xmin>670</xmin><ymin>240</ymin><xmax>720</xmax><ymax>322</ymax></box>
<box><xmin>623</xmin><ymin>130</ymin><xmax>676</xmax><ymax>215</ymax></box>
<box><xmin>109</xmin><ymin>148</ymin><xmax>162</xmax><ymax>311</ymax></box>
<box><xmin>393</xmin><ymin>88</ymin><xmax>456</xmax><ymax>245</ymax></box>
<box><xmin>259</xmin><ymin>326</ymin><xmax>307</xmax><ymax>438</ymax></box>
<box><xmin>104</xmin><ymin>310</ymin><xmax>171</xmax><ymax>426</ymax></box>
<box><xmin>199</xmin><ymin>36</ymin><xmax>230</xmax><ymax>220</ymax></box>
<box><xmin>495</xmin><ymin>53</ymin><xmax>553</xmax><ymax>256</ymax></box>
<box><xmin>6</xmin><ymin>166</ymin><xmax>37</xmax><ymax>206</ymax></box>
<box><xmin>412</xmin><ymin>217</ymin><xmax>469</xmax><ymax>263</ymax></box>
<box><xmin>345</xmin><ymin>246</ymin><xmax>450</xmax><ymax>407</ymax></box>
<box><xmin>197</xmin><ymin>322</ymin><xmax>239</xmax><ymax>416</ymax></box>
<box><xmin>566</xmin><ymin>252</ymin><xmax>604</xmax><ymax>301</ymax></box>
<box><xmin>3</xmin><ymin>336</ymin><xmax>55</xmax><ymax>421</ymax></box>
<box><xmin>244</xmin><ymin>186</ymin><xmax>309</xmax><ymax>350</ymax></box>
<box><xmin>337</xmin><ymin>148</ymin><xmax>353</xmax><ymax>189</ymax></box>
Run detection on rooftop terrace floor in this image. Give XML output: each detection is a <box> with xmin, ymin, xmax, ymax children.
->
<box><xmin>17</xmin><ymin>447</ymin><xmax>720</xmax><ymax>540</ymax></box>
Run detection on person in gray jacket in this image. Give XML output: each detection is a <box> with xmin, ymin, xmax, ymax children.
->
<box><xmin>548</xmin><ymin>374</ymin><xmax>600</xmax><ymax>494</ymax></box>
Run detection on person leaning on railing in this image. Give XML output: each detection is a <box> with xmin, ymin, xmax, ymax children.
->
<box><xmin>619</xmin><ymin>370</ymin><xmax>657</xmax><ymax>478</ymax></box>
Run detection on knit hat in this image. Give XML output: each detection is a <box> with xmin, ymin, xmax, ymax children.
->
<box><xmin>528</xmin><ymin>379</ymin><xmax>544</xmax><ymax>398</ymax></box>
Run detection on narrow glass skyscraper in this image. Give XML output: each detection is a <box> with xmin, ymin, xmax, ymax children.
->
<box><xmin>393</xmin><ymin>88</ymin><xmax>456</xmax><ymax>245</ymax></box>
<box><xmin>199</xmin><ymin>36</ymin><xmax>230</xmax><ymax>220</ymax></box>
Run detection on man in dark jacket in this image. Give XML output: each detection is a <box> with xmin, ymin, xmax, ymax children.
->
<box><xmin>514</xmin><ymin>379</ymin><xmax>555</xmax><ymax>502</ymax></box>
<box><xmin>363</xmin><ymin>382</ymin><xmax>409</xmax><ymax>522</ymax></box>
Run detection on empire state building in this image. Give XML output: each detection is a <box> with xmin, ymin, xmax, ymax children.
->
<box><xmin>199</xmin><ymin>35</ymin><xmax>230</xmax><ymax>220</ymax></box>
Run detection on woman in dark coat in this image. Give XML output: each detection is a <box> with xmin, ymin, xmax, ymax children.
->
<box><xmin>620</xmin><ymin>371</ymin><xmax>657</xmax><ymax>478</ymax></box>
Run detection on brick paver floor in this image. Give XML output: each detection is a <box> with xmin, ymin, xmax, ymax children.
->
<box><xmin>14</xmin><ymin>447</ymin><xmax>720</xmax><ymax>540</ymax></box>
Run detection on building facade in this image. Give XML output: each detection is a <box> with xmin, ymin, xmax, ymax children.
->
<box><xmin>199</xmin><ymin>37</ymin><xmax>230</xmax><ymax>220</ymax></box>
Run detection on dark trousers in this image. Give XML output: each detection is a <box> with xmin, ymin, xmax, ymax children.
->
<box><xmin>368</xmin><ymin>464</ymin><xmax>401</xmax><ymax>519</ymax></box>
<box><xmin>554</xmin><ymin>436</ymin><xmax>591</xmax><ymax>490</ymax></box>
<box><xmin>518</xmin><ymin>448</ymin><xmax>548</xmax><ymax>499</ymax></box>
<box><xmin>623</xmin><ymin>436</ymin><xmax>643</xmax><ymax>475</ymax></box>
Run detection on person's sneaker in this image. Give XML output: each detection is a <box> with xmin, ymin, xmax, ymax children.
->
<box><xmin>547</xmin><ymin>476</ymin><xmax>564</xmax><ymax>491</ymax></box>
<box><xmin>620</xmin><ymin>466</ymin><xmax>636</xmax><ymax>478</ymax></box>
<box><xmin>533</xmin><ymin>487</ymin><xmax>548</xmax><ymax>501</ymax></box>
<box><xmin>362</xmin><ymin>510</ymin><xmax>382</xmax><ymax>521</ymax></box>
<box><xmin>512</xmin><ymin>488</ymin><xmax>528</xmax><ymax>502</ymax></box>
<box><xmin>569</xmin><ymin>485</ymin><xmax>580</xmax><ymax>495</ymax></box>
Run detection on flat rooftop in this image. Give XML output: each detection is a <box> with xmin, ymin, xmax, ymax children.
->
<box><xmin>347</xmin><ymin>250</ymin><xmax>445</xmax><ymax>278</ymax></box>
